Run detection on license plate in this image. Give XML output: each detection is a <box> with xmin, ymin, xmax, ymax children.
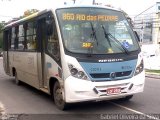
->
<box><xmin>106</xmin><ymin>87</ymin><xmax>121</xmax><ymax>95</ymax></box>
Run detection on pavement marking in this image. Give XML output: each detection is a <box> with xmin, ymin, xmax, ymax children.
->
<box><xmin>0</xmin><ymin>102</ymin><xmax>5</xmax><ymax>115</ymax></box>
<box><xmin>109</xmin><ymin>102</ymin><xmax>160</xmax><ymax>120</ymax></box>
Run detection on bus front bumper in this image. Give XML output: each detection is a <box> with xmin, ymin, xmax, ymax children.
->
<box><xmin>64</xmin><ymin>71</ymin><xmax>145</xmax><ymax>103</ymax></box>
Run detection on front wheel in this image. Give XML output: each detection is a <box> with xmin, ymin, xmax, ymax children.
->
<box><xmin>53</xmin><ymin>81</ymin><xmax>68</xmax><ymax>110</ymax></box>
<box><xmin>120</xmin><ymin>95</ymin><xmax>133</xmax><ymax>101</ymax></box>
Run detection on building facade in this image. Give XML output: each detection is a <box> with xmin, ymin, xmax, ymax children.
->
<box><xmin>134</xmin><ymin>2</ymin><xmax>160</xmax><ymax>55</ymax></box>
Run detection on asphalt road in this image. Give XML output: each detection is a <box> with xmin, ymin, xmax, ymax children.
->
<box><xmin>0</xmin><ymin>58</ymin><xmax>160</xmax><ymax>120</ymax></box>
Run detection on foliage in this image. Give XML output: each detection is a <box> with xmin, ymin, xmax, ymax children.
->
<box><xmin>0</xmin><ymin>22</ymin><xmax>4</xmax><ymax>32</ymax></box>
<box><xmin>0</xmin><ymin>9</ymin><xmax>39</xmax><ymax>48</ymax></box>
<box><xmin>22</xmin><ymin>9</ymin><xmax>39</xmax><ymax>18</ymax></box>
<box><xmin>146</xmin><ymin>69</ymin><xmax>160</xmax><ymax>74</ymax></box>
<box><xmin>0</xmin><ymin>32</ymin><xmax>2</xmax><ymax>48</ymax></box>
<box><xmin>0</xmin><ymin>22</ymin><xmax>5</xmax><ymax>49</ymax></box>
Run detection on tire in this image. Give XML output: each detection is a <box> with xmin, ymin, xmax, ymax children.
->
<box><xmin>53</xmin><ymin>81</ymin><xmax>68</xmax><ymax>110</ymax></box>
<box><xmin>15</xmin><ymin>71</ymin><xmax>21</xmax><ymax>85</ymax></box>
<box><xmin>120</xmin><ymin>95</ymin><xmax>133</xmax><ymax>101</ymax></box>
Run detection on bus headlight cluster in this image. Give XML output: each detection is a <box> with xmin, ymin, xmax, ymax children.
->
<box><xmin>68</xmin><ymin>64</ymin><xmax>88</xmax><ymax>80</ymax></box>
<box><xmin>134</xmin><ymin>60</ymin><xmax>144</xmax><ymax>76</ymax></box>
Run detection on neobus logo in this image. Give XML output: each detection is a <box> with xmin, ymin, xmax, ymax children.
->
<box><xmin>98</xmin><ymin>59</ymin><xmax>123</xmax><ymax>63</ymax></box>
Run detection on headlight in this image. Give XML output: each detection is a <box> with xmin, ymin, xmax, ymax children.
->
<box><xmin>134</xmin><ymin>60</ymin><xmax>144</xmax><ymax>76</ymax></box>
<box><xmin>70</xmin><ymin>68</ymin><xmax>78</xmax><ymax>76</ymax></box>
<box><xmin>77</xmin><ymin>71</ymin><xmax>85</xmax><ymax>78</ymax></box>
<box><xmin>68</xmin><ymin>64</ymin><xmax>88</xmax><ymax>80</ymax></box>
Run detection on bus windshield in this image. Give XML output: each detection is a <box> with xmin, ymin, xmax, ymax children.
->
<box><xmin>56</xmin><ymin>7</ymin><xmax>139</xmax><ymax>54</ymax></box>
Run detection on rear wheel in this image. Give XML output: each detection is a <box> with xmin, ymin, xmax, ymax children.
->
<box><xmin>53</xmin><ymin>81</ymin><xmax>68</xmax><ymax>110</ymax></box>
<box><xmin>15</xmin><ymin>71</ymin><xmax>21</xmax><ymax>85</ymax></box>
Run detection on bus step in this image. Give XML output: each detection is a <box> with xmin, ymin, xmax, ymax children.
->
<box><xmin>40</xmin><ymin>88</ymin><xmax>49</xmax><ymax>94</ymax></box>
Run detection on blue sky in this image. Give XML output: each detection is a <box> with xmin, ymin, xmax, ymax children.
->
<box><xmin>0</xmin><ymin>0</ymin><xmax>159</xmax><ymax>21</ymax></box>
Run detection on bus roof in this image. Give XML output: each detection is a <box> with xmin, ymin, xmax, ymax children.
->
<box><xmin>4</xmin><ymin>5</ymin><xmax>121</xmax><ymax>29</ymax></box>
<box><xmin>4</xmin><ymin>9</ymin><xmax>51</xmax><ymax>29</ymax></box>
<box><xmin>53</xmin><ymin>4</ymin><xmax>120</xmax><ymax>12</ymax></box>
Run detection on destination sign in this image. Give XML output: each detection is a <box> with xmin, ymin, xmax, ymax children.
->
<box><xmin>62</xmin><ymin>13</ymin><xmax>118</xmax><ymax>21</ymax></box>
<box><xmin>82</xmin><ymin>42</ymin><xmax>93</xmax><ymax>48</ymax></box>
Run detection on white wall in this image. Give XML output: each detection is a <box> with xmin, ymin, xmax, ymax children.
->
<box><xmin>141</xmin><ymin>44</ymin><xmax>160</xmax><ymax>70</ymax></box>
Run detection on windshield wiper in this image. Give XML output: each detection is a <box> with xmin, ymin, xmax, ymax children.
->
<box><xmin>101</xmin><ymin>25</ymin><xmax>129</xmax><ymax>54</ymax></box>
<box><xmin>101</xmin><ymin>25</ymin><xmax>112</xmax><ymax>47</ymax></box>
<box><xmin>86</xmin><ymin>22</ymin><xmax>98</xmax><ymax>57</ymax></box>
<box><xmin>90</xmin><ymin>22</ymin><xmax>98</xmax><ymax>46</ymax></box>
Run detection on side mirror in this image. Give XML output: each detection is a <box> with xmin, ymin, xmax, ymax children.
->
<box><xmin>134</xmin><ymin>31</ymin><xmax>140</xmax><ymax>42</ymax></box>
<box><xmin>127</xmin><ymin>17</ymin><xmax>134</xmax><ymax>27</ymax></box>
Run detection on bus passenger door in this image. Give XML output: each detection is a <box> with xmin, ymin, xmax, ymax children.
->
<box><xmin>3</xmin><ymin>30</ymin><xmax>10</xmax><ymax>75</ymax></box>
<box><xmin>37</xmin><ymin>14</ymin><xmax>61</xmax><ymax>90</ymax></box>
<box><xmin>37</xmin><ymin>17</ymin><xmax>48</xmax><ymax>88</ymax></box>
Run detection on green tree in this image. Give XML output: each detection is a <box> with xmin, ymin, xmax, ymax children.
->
<box><xmin>0</xmin><ymin>22</ymin><xmax>4</xmax><ymax>32</ymax></box>
<box><xmin>0</xmin><ymin>9</ymin><xmax>39</xmax><ymax>49</ymax></box>
<box><xmin>23</xmin><ymin>9</ymin><xmax>39</xmax><ymax>18</ymax></box>
<box><xmin>0</xmin><ymin>32</ymin><xmax>2</xmax><ymax>48</ymax></box>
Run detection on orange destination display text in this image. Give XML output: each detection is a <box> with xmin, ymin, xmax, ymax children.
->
<box><xmin>62</xmin><ymin>13</ymin><xmax>118</xmax><ymax>21</ymax></box>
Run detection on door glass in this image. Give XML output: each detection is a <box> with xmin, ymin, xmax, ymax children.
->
<box><xmin>47</xmin><ymin>18</ymin><xmax>60</xmax><ymax>61</ymax></box>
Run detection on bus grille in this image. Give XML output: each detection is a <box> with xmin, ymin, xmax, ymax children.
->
<box><xmin>90</xmin><ymin>71</ymin><xmax>132</xmax><ymax>79</ymax></box>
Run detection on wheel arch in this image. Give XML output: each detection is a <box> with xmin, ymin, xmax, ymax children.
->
<box><xmin>49</xmin><ymin>77</ymin><xmax>59</xmax><ymax>97</ymax></box>
<box><xmin>12</xmin><ymin>67</ymin><xmax>16</xmax><ymax>76</ymax></box>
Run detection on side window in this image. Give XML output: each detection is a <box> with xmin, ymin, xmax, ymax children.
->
<box><xmin>47</xmin><ymin>19</ymin><xmax>60</xmax><ymax>61</ymax></box>
<box><xmin>8</xmin><ymin>30</ymin><xmax>11</xmax><ymax>49</ymax></box>
<box><xmin>18</xmin><ymin>24</ymin><xmax>25</xmax><ymax>50</ymax></box>
<box><xmin>11</xmin><ymin>26</ymin><xmax>18</xmax><ymax>50</ymax></box>
<box><xmin>3</xmin><ymin>29</ymin><xmax>11</xmax><ymax>50</ymax></box>
<box><xmin>3</xmin><ymin>30</ymin><xmax>9</xmax><ymax>51</ymax></box>
<box><xmin>11</xmin><ymin>27</ymin><xmax>15</xmax><ymax>49</ymax></box>
<box><xmin>15</xmin><ymin>26</ymin><xmax>19</xmax><ymax>50</ymax></box>
<box><xmin>26</xmin><ymin>22</ymin><xmax>37</xmax><ymax>50</ymax></box>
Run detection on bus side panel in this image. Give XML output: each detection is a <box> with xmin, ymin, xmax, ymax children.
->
<box><xmin>8</xmin><ymin>51</ymin><xmax>13</xmax><ymax>76</ymax></box>
<box><xmin>45</xmin><ymin>54</ymin><xmax>63</xmax><ymax>88</ymax></box>
<box><xmin>37</xmin><ymin>52</ymin><xmax>43</xmax><ymax>88</ymax></box>
<box><xmin>3</xmin><ymin>51</ymin><xmax>10</xmax><ymax>75</ymax></box>
<box><xmin>10</xmin><ymin>52</ymin><xmax>39</xmax><ymax>89</ymax></box>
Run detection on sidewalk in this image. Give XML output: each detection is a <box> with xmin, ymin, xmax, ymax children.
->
<box><xmin>143</xmin><ymin>54</ymin><xmax>160</xmax><ymax>79</ymax></box>
<box><xmin>143</xmin><ymin>55</ymin><xmax>160</xmax><ymax>70</ymax></box>
<box><xmin>141</xmin><ymin>44</ymin><xmax>160</xmax><ymax>70</ymax></box>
